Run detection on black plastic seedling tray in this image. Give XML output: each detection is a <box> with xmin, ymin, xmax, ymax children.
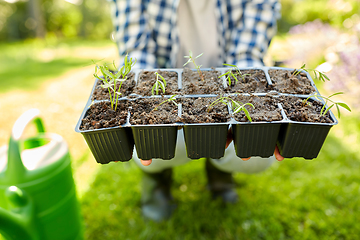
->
<box><xmin>75</xmin><ymin>99</ymin><xmax>135</xmax><ymax>164</ymax></box>
<box><xmin>75</xmin><ymin>66</ymin><xmax>337</xmax><ymax>164</ymax></box>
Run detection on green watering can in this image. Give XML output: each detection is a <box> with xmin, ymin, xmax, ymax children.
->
<box><xmin>0</xmin><ymin>109</ymin><xmax>83</xmax><ymax>240</ymax></box>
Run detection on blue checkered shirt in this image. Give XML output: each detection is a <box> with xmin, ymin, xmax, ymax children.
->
<box><xmin>110</xmin><ymin>0</ymin><xmax>280</xmax><ymax>69</ymax></box>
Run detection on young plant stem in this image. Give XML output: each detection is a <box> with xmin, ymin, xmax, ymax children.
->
<box><xmin>302</xmin><ymin>92</ymin><xmax>351</xmax><ymax>118</ymax></box>
<box><xmin>292</xmin><ymin>63</ymin><xmax>330</xmax><ymax>82</ymax></box>
<box><xmin>93</xmin><ymin>54</ymin><xmax>136</xmax><ymax>111</ymax></box>
<box><xmin>152</xmin><ymin>72</ymin><xmax>167</xmax><ymax>95</ymax></box>
<box><xmin>207</xmin><ymin>96</ymin><xmax>255</xmax><ymax>122</ymax></box>
<box><xmin>153</xmin><ymin>95</ymin><xmax>178</xmax><ymax>111</ymax></box>
<box><xmin>220</xmin><ymin>63</ymin><xmax>251</xmax><ymax>86</ymax></box>
<box><xmin>183</xmin><ymin>50</ymin><xmax>204</xmax><ymax>81</ymax></box>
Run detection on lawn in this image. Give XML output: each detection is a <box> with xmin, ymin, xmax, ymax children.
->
<box><xmin>0</xmin><ymin>39</ymin><xmax>116</xmax><ymax>93</ymax></box>
<box><xmin>0</xmin><ymin>38</ymin><xmax>359</xmax><ymax>240</ymax></box>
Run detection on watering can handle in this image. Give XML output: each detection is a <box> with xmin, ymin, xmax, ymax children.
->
<box><xmin>6</xmin><ymin>109</ymin><xmax>45</xmax><ymax>182</ymax></box>
<box><xmin>11</xmin><ymin>109</ymin><xmax>45</xmax><ymax>141</ymax></box>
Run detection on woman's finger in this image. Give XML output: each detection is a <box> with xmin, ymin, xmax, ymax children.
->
<box><xmin>141</xmin><ymin>159</ymin><xmax>152</xmax><ymax>166</ymax></box>
<box><xmin>274</xmin><ymin>146</ymin><xmax>284</xmax><ymax>161</ymax></box>
<box><xmin>225</xmin><ymin>129</ymin><xmax>233</xmax><ymax>149</ymax></box>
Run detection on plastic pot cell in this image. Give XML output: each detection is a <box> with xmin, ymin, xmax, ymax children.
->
<box><xmin>276</xmin><ymin>95</ymin><xmax>338</xmax><ymax>159</ymax></box>
<box><xmin>229</xmin><ymin>94</ymin><xmax>283</xmax><ymax>158</ymax></box>
<box><xmin>129</xmin><ymin>97</ymin><xmax>181</xmax><ymax>160</ymax></box>
<box><xmin>180</xmin><ymin>97</ymin><xmax>230</xmax><ymax>159</ymax></box>
<box><xmin>75</xmin><ymin>101</ymin><xmax>134</xmax><ymax>164</ymax></box>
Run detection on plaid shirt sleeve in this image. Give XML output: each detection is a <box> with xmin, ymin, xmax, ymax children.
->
<box><xmin>109</xmin><ymin>0</ymin><xmax>156</xmax><ymax>69</ymax></box>
<box><xmin>109</xmin><ymin>0</ymin><xmax>178</xmax><ymax>69</ymax></box>
<box><xmin>110</xmin><ymin>0</ymin><xmax>280</xmax><ymax>68</ymax></box>
<box><xmin>217</xmin><ymin>0</ymin><xmax>281</xmax><ymax>67</ymax></box>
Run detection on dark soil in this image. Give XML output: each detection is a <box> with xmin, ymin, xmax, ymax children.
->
<box><xmin>129</xmin><ymin>97</ymin><xmax>181</xmax><ymax>125</ymax></box>
<box><xmin>180</xmin><ymin>97</ymin><xmax>230</xmax><ymax>123</ymax></box>
<box><xmin>231</xmin><ymin>95</ymin><xmax>282</xmax><ymax>122</ymax></box>
<box><xmin>80</xmin><ymin>101</ymin><xmax>128</xmax><ymax>130</ymax></box>
<box><xmin>269</xmin><ymin>69</ymin><xmax>316</xmax><ymax>94</ymax></box>
<box><xmin>133</xmin><ymin>70</ymin><xmax>179</xmax><ymax>96</ymax></box>
<box><xmin>181</xmin><ymin>68</ymin><xmax>223</xmax><ymax>95</ymax></box>
<box><xmin>224</xmin><ymin>69</ymin><xmax>272</xmax><ymax>93</ymax></box>
<box><xmin>91</xmin><ymin>72</ymin><xmax>136</xmax><ymax>100</ymax></box>
<box><xmin>279</xmin><ymin>96</ymin><xmax>333</xmax><ymax>123</ymax></box>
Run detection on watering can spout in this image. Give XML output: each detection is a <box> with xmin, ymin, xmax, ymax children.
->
<box><xmin>0</xmin><ymin>186</ymin><xmax>39</xmax><ymax>240</ymax></box>
<box><xmin>0</xmin><ymin>207</ymin><xmax>34</xmax><ymax>240</ymax></box>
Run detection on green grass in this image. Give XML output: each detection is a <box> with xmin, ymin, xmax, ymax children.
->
<box><xmin>80</xmin><ymin>113</ymin><xmax>360</xmax><ymax>239</ymax></box>
<box><xmin>0</xmin><ymin>39</ymin><xmax>113</xmax><ymax>92</ymax></box>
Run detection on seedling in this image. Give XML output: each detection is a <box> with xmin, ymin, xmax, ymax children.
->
<box><xmin>94</xmin><ymin>54</ymin><xmax>136</xmax><ymax>111</ymax></box>
<box><xmin>220</xmin><ymin>63</ymin><xmax>251</xmax><ymax>86</ymax></box>
<box><xmin>302</xmin><ymin>92</ymin><xmax>351</xmax><ymax>118</ymax></box>
<box><xmin>207</xmin><ymin>96</ymin><xmax>255</xmax><ymax>122</ymax></box>
<box><xmin>151</xmin><ymin>72</ymin><xmax>167</xmax><ymax>95</ymax></box>
<box><xmin>292</xmin><ymin>64</ymin><xmax>330</xmax><ymax>82</ymax></box>
<box><xmin>153</xmin><ymin>95</ymin><xmax>179</xmax><ymax>111</ymax></box>
<box><xmin>183</xmin><ymin>50</ymin><xmax>204</xmax><ymax>81</ymax></box>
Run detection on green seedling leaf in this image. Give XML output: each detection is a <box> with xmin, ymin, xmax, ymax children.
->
<box><xmin>153</xmin><ymin>95</ymin><xmax>178</xmax><ymax>111</ymax></box>
<box><xmin>230</xmin><ymin>72</ymin><xmax>238</xmax><ymax>83</ymax></box>
<box><xmin>99</xmin><ymin>66</ymin><xmax>113</xmax><ymax>79</ymax></box>
<box><xmin>207</xmin><ymin>97</ymin><xmax>228</xmax><ymax>112</ymax></box>
<box><xmin>243</xmin><ymin>109</ymin><xmax>252</xmax><ymax>122</ymax></box>
<box><xmin>303</xmin><ymin>92</ymin><xmax>351</xmax><ymax>119</ymax></box>
<box><xmin>322</xmin><ymin>103</ymin><xmax>334</xmax><ymax>116</ymax></box>
<box><xmin>328</xmin><ymin>92</ymin><xmax>344</xmax><ymax>98</ymax></box>
<box><xmin>116</xmin><ymin>67</ymin><xmax>124</xmax><ymax>79</ymax></box>
<box><xmin>337</xmin><ymin>102</ymin><xmax>351</xmax><ymax>112</ymax></box>
<box><xmin>152</xmin><ymin>72</ymin><xmax>167</xmax><ymax>95</ymax></box>
<box><xmin>208</xmin><ymin>96</ymin><xmax>254</xmax><ymax>122</ymax></box>
<box><xmin>183</xmin><ymin>50</ymin><xmax>204</xmax><ymax>81</ymax></box>
<box><xmin>293</xmin><ymin>63</ymin><xmax>330</xmax><ymax>82</ymax></box>
<box><xmin>157</xmin><ymin>74</ymin><xmax>167</xmax><ymax>88</ymax></box>
<box><xmin>159</xmin><ymin>81</ymin><xmax>166</xmax><ymax>93</ymax></box>
<box><xmin>220</xmin><ymin>63</ymin><xmax>249</xmax><ymax>86</ymax></box>
<box><xmin>151</xmin><ymin>83</ymin><xmax>157</xmax><ymax>95</ymax></box>
<box><xmin>292</xmin><ymin>64</ymin><xmax>305</xmax><ymax>76</ymax></box>
<box><xmin>232</xmin><ymin>102</ymin><xmax>254</xmax><ymax>122</ymax></box>
<box><xmin>219</xmin><ymin>72</ymin><xmax>228</xmax><ymax>78</ymax></box>
<box><xmin>323</xmin><ymin>74</ymin><xmax>330</xmax><ymax>81</ymax></box>
<box><xmin>223</xmin><ymin>63</ymin><xmax>237</xmax><ymax>68</ymax></box>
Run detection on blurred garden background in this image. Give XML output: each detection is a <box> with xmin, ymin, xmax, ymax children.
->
<box><xmin>0</xmin><ymin>0</ymin><xmax>360</xmax><ymax>239</ymax></box>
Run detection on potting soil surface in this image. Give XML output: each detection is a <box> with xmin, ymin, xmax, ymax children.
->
<box><xmin>279</xmin><ymin>96</ymin><xmax>333</xmax><ymax>123</ymax></box>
